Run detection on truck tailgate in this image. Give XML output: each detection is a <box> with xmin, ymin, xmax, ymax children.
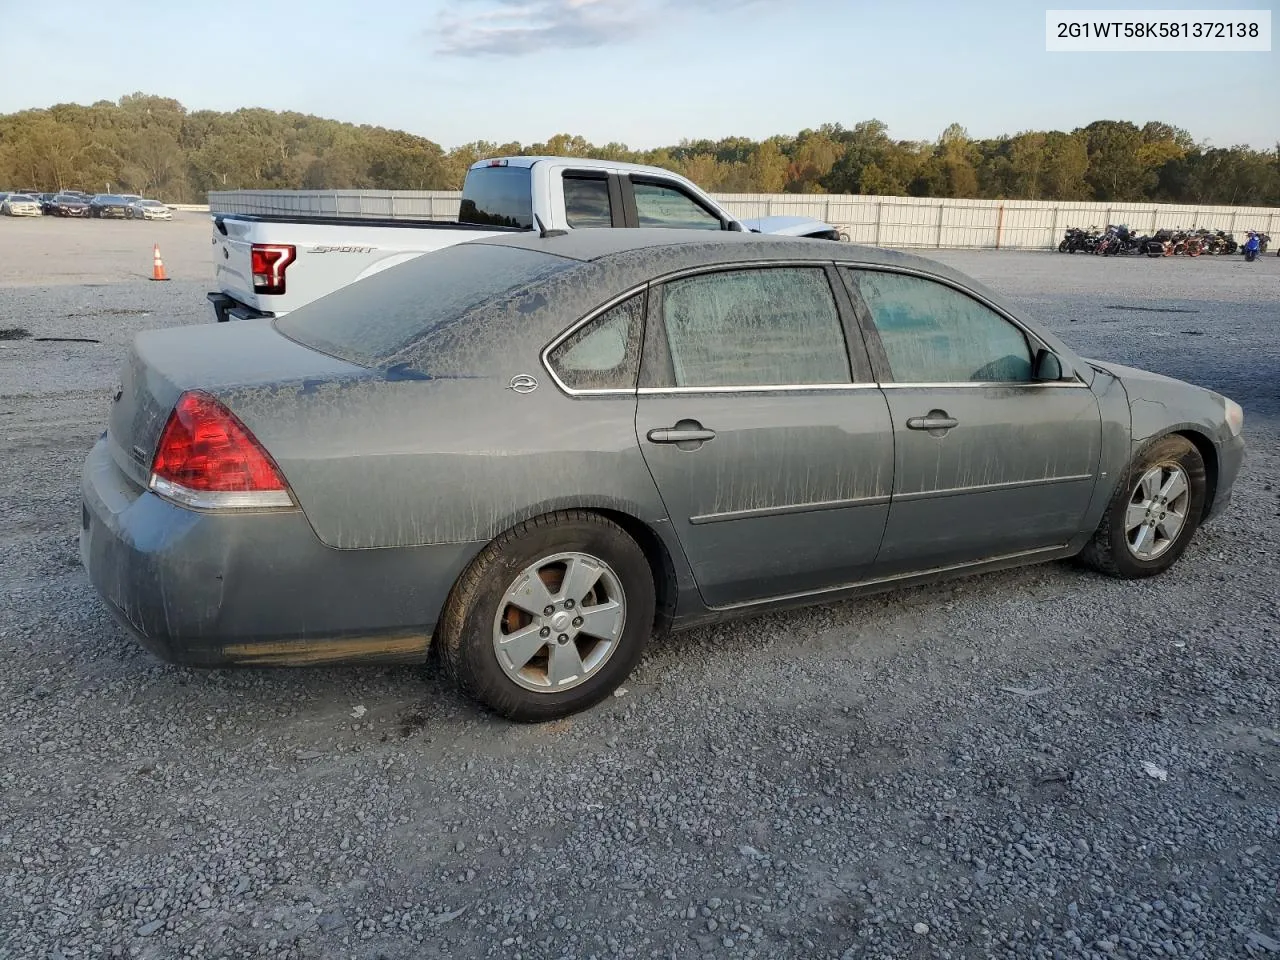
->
<box><xmin>211</xmin><ymin>215</ymin><xmax>514</xmax><ymax>318</ymax></box>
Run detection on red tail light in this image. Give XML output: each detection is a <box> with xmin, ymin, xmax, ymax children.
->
<box><xmin>250</xmin><ymin>243</ymin><xmax>295</xmax><ymax>296</ymax></box>
<box><xmin>149</xmin><ymin>391</ymin><xmax>293</xmax><ymax>510</ymax></box>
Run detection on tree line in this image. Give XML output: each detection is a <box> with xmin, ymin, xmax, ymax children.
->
<box><xmin>1</xmin><ymin>93</ymin><xmax>1276</xmax><ymax>207</ymax></box>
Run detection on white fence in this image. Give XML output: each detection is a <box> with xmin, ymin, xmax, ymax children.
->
<box><xmin>206</xmin><ymin>190</ymin><xmax>1280</xmax><ymax>251</ymax></box>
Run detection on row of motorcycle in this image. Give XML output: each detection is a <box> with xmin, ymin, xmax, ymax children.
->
<box><xmin>1058</xmin><ymin>225</ymin><xmax>1273</xmax><ymax>260</ymax></box>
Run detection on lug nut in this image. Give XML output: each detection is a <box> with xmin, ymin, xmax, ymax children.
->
<box><xmin>539</xmin><ymin>626</ymin><xmax>551</xmax><ymax>638</ymax></box>
<box><xmin>543</xmin><ymin>605</ymin><xmax>555</xmax><ymax>616</ymax></box>
<box><xmin>565</xmin><ymin>599</ymin><xmax>575</xmax><ymax>609</ymax></box>
<box><xmin>557</xmin><ymin>634</ymin><xmax>569</xmax><ymax>644</ymax></box>
<box><xmin>573</xmin><ymin>617</ymin><xmax>583</xmax><ymax>628</ymax></box>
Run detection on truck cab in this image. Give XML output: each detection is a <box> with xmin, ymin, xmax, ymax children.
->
<box><xmin>207</xmin><ymin>156</ymin><xmax>841</xmax><ymax>322</ymax></box>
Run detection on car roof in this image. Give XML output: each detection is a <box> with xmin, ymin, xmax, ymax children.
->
<box><xmin>465</xmin><ymin>228</ymin><xmax>1036</xmax><ymax>329</ymax></box>
<box><xmin>470</xmin><ymin>156</ymin><xmax>693</xmax><ymax>175</ymax></box>
<box><xmin>469</xmin><ymin>227</ymin><xmax>956</xmax><ymax>274</ymax></box>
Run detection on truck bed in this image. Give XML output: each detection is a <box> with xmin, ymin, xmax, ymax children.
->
<box><xmin>210</xmin><ymin>214</ymin><xmax>524</xmax><ymax>320</ymax></box>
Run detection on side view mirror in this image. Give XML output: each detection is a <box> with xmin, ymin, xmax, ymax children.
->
<box><xmin>1033</xmin><ymin>348</ymin><xmax>1067</xmax><ymax>382</ymax></box>
<box><xmin>725</xmin><ymin>220</ymin><xmax>745</xmax><ymax>232</ymax></box>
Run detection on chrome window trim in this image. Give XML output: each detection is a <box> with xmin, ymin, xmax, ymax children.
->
<box><xmin>541</xmin><ymin>258</ymin><xmax>1089</xmax><ymax>397</ymax></box>
<box><xmin>875</xmin><ymin>378</ymin><xmax>1088</xmax><ymax>390</ymax></box>
<box><xmin>541</xmin><ymin>260</ymin><xmax>848</xmax><ymax>398</ymax></box>
<box><xmin>637</xmin><ymin>384</ymin><xmax>879</xmax><ymax>396</ymax></box>
<box><xmin>540</xmin><ymin>284</ymin><xmax>649</xmax><ymax>397</ymax></box>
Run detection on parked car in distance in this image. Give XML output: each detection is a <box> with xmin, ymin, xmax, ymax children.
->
<box><xmin>126</xmin><ymin>198</ymin><xmax>172</xmax><ymax>220</ymax></box>
<box><xmin>2</xmin><ymin>194</ymin><xmax>43</xmax><ymax>216</ymax></box>
<box><xmin>38</xmin><ymin>193</ymin><xmax>60</xmax><ymax>214</ymax></box>
<box><xmin>207</xmin><ymin>155</ymin><xmax>845</xmax><ymax>323</ymax></box>
<box><xmin>53</xmin><ymin>194</ymin><xmax>91</xmax><ymax>217</ymax></box>
<box><xmin>89</xmin><ymin>194</ymin><xmax>131</xmax><ymax>218</ymax></box>
<box><xmin>83</xmin><ymin>230</ymin><xmax>1245</xmax><ymax>722</ymax></box>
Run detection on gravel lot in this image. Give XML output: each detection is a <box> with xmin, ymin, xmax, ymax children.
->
<box><xmin>1</xmin><ymin>216</ymin><xmax>1277</xmax><ymax>960</ymax></box>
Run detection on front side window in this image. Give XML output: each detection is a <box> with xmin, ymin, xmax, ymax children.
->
<box><xmin>547</xmin><ymin>293</ymin><xmax>645</xmax><ymax>391</ymax></box>
<box><xmin>632</xmin><ymin>181</ymin><xmax>722</xmax><ymax>230</ymax></box>
<box><xmin>658</xmin><ymin>268</ymin><xmax>851</xmax><ymax>388</ymax></box>
<box><xmin>845</xmin><ymin>269</ymin><xmax>1032</xmax><ymax>383</ymax></box>
<box><xmin>563</xmin><ymin>175</ymin><xmax>613</xmax><ymax>228</ymax></box>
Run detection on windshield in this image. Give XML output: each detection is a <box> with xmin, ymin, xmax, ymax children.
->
<box><xmin>459</xmin><ymin>165</ymin><xmax>533</xmax><ymax>229</ymax></box>
<box><xmin>275</xmin><ymin>242</ymin><xmax>575</xmax><ymax>367</ymax></box>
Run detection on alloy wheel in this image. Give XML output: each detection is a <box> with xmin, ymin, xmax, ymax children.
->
<box><xmin>492</xmin><ymin>552</ymin><xmax>626</xmax><ymax>693</ymax></box>
<box><xmin>1124</xmin><ymin>463</ymin><xmax>1190</xmax><ymax>561</ymax></box>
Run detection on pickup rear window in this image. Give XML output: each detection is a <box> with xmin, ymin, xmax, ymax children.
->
<box><xmin>459</xmin><ymin>166</ymin><xmax>534</xmax><ymax>229</ymax></box>
<box><xmin>274</xmin><ymin>243</ymin><xmax>574</xmax><ymax>367</ymax></box>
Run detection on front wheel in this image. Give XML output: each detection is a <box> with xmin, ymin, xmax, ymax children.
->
<box><xmin>1058</xmin><ymin>240</ymin><xmax>1069</xmax><ymax>253</ymax></box>
<box><xmin>1077</xmin><ymin>435</ymin><xmax>1206</xmax><ymax>579</ymax></box>
<box><xmin>437</xmin><ymin>511</ymin><xmax>656</xmax><ymax>722</ymax></box>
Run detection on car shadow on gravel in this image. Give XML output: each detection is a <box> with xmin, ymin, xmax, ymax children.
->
<box><xmin>51</xmin><ymin>537</ymin><xmax>1207</xmax><ymax>734</ymax></box>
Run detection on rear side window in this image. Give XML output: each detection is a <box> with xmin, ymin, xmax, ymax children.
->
<box><xmin>632</xmin><ymin>182</ymin><xmax>722</xmax><ymax>230</ymax></box>
<box><xmin>563</xmin><ymin>175</ymin><xmax>613</xmax><ymax>228</ymax></box>
<box><xmin>458</xmin><ymin>166</ymin><xmax>533</xmax><ymax>229</ymax></box>
<box><xmin>547</xmin><ymin>294</ymin><xmax>645</xmax><ymax>391</ymax></box>
<box><xmin>657</xmin><ymin>268</ymin><xmax>851</xmax><ymax>387</ymax></box>
<box><xmin>275</xmin><ymin>243</ymin><xmax>575</xmax><ymax>367</ymax></box>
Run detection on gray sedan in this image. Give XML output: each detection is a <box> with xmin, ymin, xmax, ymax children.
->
<box><xmin>81</xmin><ymin>231</ymin><xmax>1245</xmax><ymax>721</ymax></box>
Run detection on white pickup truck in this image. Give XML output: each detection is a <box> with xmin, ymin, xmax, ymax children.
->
<box><xmin>207</xmin><ymin>156</ymin><xmax>843</xmax><ymax>322</ymax></box>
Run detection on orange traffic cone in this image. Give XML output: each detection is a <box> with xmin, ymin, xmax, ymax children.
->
<box><xmin>151</xmin><ymin>244</ymin><xmax>169</xmax><ymax>282</ymax></box>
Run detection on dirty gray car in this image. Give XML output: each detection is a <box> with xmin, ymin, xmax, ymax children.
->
<box><xmin>81</xmin><ymin>230</ymin><xmax>1246</xmax><ymax>721</ymax></box>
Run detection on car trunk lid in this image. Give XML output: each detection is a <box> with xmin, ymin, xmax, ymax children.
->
<box><xmin>108</xmin><ymin>319</ymin><xmax>365</xmax><ymax>489</ymax></box>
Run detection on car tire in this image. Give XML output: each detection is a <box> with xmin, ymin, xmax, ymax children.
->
<box><xmin>1077</xmin><ymin>434</ymin><xmax>1207</xmax><ymax>579</ymax></box>
<box><xmin>437</xmin><ymin>510</ymin><xmax>656</xmax><ymax>722</ymax></box>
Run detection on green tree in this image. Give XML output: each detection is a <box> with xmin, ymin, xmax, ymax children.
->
<box><xmin>1080</xmin><ymin>120</ymin><xmax>1150</xmax><ymax>200</ymax></box>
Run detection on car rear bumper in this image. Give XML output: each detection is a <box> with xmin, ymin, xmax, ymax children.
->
<box><xmin>80</xmin><ymin>437</ymin><xmax>483</xmax><ymax>667</ymax></box>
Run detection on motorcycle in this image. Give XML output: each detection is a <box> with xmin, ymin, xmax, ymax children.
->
<box><xmin>1058</xmin><ymin>226</ymin><xmax>1101</xmax><ymax>253</ymax></box>
<box><xmin>1242</xmin><ymin>231</ymin><xmax>1261</xmax><ymax>262</ymax></box>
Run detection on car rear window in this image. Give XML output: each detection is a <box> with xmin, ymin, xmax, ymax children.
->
<box><xmin>458</xmin><ymin>166</ymin><xmax>533</xmax><ymax>229</ymax></box>
<box><xmin>274</xmin><ymin>242</ymin><xmax>575</xmax><ymax>368</ymax></box>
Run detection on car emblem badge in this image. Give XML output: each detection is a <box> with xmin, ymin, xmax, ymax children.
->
<box><xmin>508</xmin><ymin>374</ymin><xmax>538</xmax><ymax>394</ymax></box>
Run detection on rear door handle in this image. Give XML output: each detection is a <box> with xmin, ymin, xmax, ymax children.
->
<box><xmin>647</xmin><ymin>427</ymin><xmax>716</xmax><ymax>444</ymax></box>
<box><xmin>906</xmin><ymin>412</ymin><xmax>959</xmax><ymax>431</ymax></box>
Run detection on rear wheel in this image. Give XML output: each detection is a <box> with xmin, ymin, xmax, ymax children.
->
<box><xmin>437</xmin><ymin>511</ymin><xmax>655</xmax><ymax>722</ymax></box>
<box><xmin>1078</xmin><ymin>435</ymin><xmax>1206</xmax><ymax>579</ymax></box>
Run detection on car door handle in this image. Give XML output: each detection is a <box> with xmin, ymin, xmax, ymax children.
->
<box><xmin>647</xmin><ymin>427</ymin><xmax>717</xmax><ymax>444</ymax></box>
<box><xmin>906</xmin><ymin>413</ymin><xmax>959</xmax><ymax>431</ymax></box>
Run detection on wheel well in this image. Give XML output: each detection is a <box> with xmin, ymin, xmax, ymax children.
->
<box><xmin>1174</xmin><ymin>429</ymin><xmax>1219</xmax><ymax>516</ymax></box>
<box><xmin>592</xmin><ymin>509</ymin><xmax>678</xmax><ymax>635</ymax></box>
